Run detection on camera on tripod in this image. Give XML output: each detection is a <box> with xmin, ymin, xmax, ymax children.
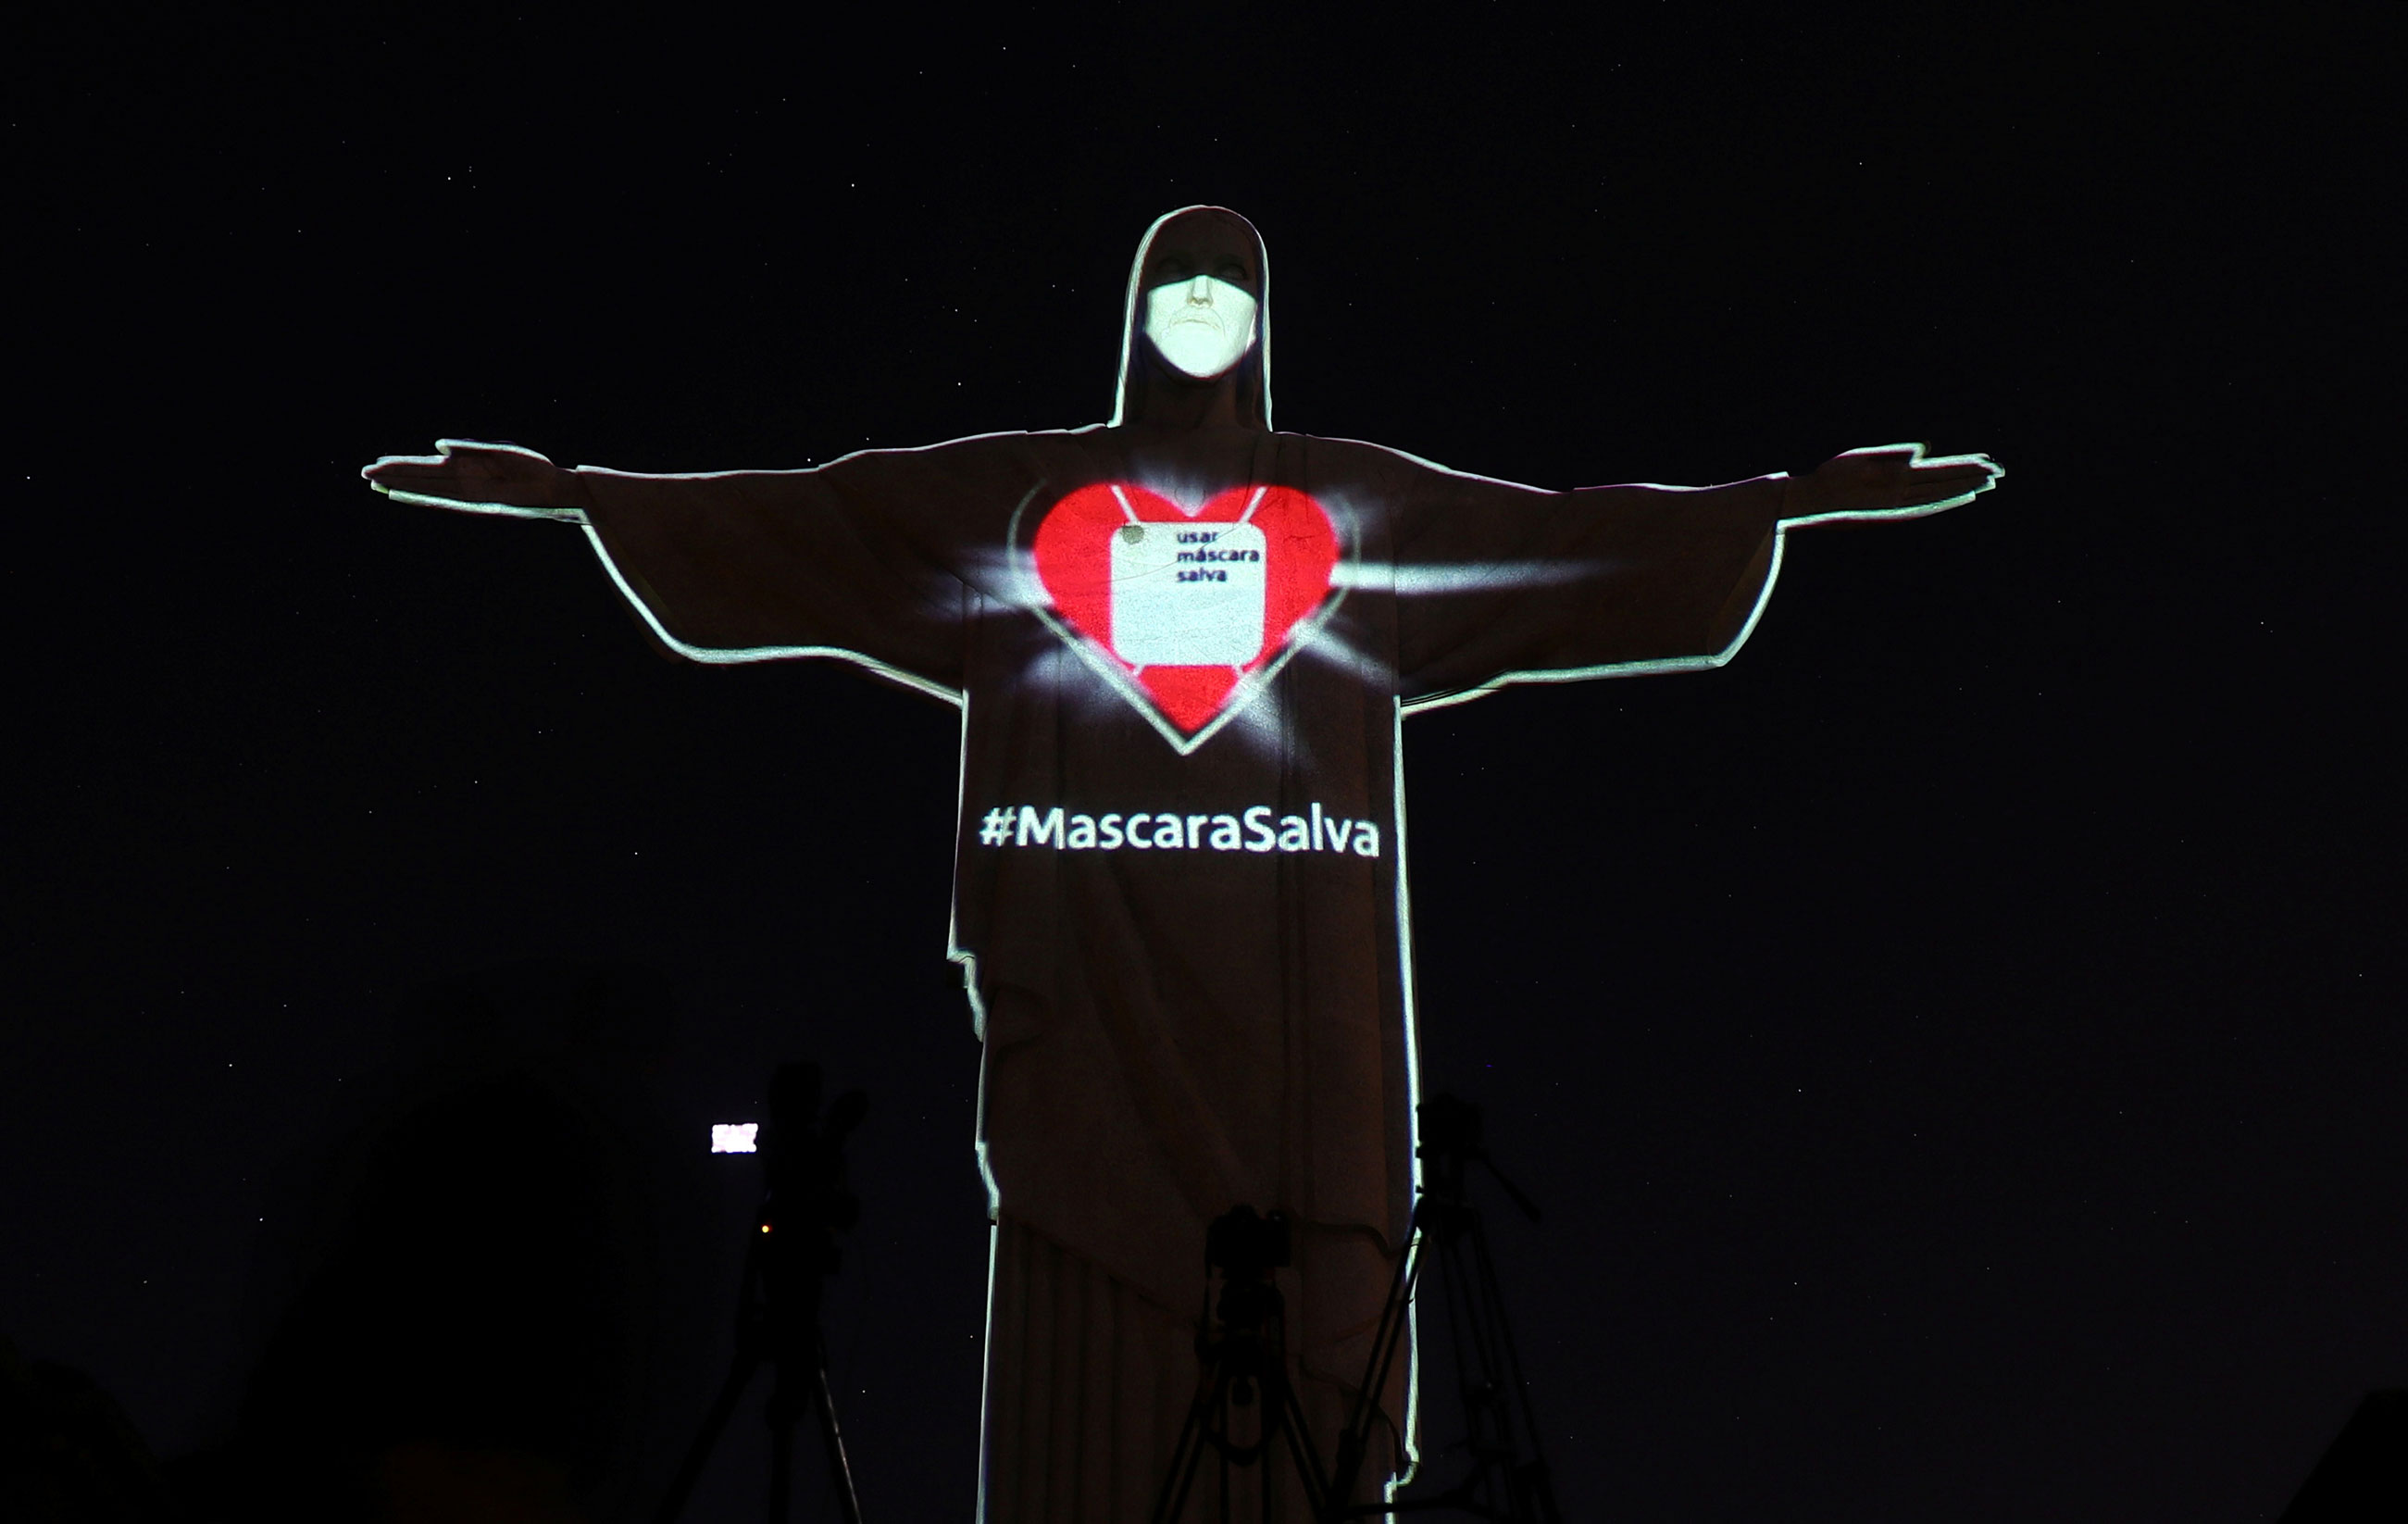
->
<box><xmin>1205</xmin><ymin>1205</ymin><xmax>1291</xmax><ymax>1282</ymax></box>
<box><xmin>657</xmin><ymin>1061</ymin><xmax>867</xmax><ymax>1524</ymax></box>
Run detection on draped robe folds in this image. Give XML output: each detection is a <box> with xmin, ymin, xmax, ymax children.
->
<box><xmin>563</xmin><ymin>425</ymin><xmax>1793</xmax><ymax>1518</ymax></box>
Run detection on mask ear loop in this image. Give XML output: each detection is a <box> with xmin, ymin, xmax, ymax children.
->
<box><xmin>1107</xmin><ymin>484</ymin><xmax>1147</xmax><ymax>676</ymax></box>
<box><xmin>1232</xmin><ymin>485</ymin><xmax>1272</xmax><ymax>677</ymax></box>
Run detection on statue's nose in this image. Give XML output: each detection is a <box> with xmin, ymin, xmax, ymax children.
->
<box><xmin>1187</xmin><ymin>276</ymin><xmax>1214</xmax><ymax>304</ymax></box>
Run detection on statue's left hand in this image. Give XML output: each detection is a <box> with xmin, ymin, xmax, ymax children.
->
<box><xmin>363</xmin><ymin>440</ymin><xmax>584</xmax><ymax>509</ymax></box>
<box><xmin>1788</xmin><ymin>444</ymin><xmax>2001</xmax><ymax>520</ymax></box>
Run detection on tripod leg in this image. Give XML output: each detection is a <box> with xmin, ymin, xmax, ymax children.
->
<box><xmin>812</xmin><ymin>1354</ymin><xmax>867</xmax><ymax>1524</ymax></box>
<box><xmin>654</xmin><ymin>1348</ymin><xmax>763</xmax><ymax>1524</ymax></box>
<box><xmin>1267</xmin><ymin>1374</ymin><xmax>1333</xmax><ymax>1521</ymax></box>
<box><xmin>1466</xmin><ymin>1230</ymin><xmax>1558</xmax><ymax>1524</ymax></box>
<box><xmin>767</xmin><ymin>1391</ymin><xmax>795</xmax><ymax>1524</ymax></box>
<box><xmin>1146</xmin><ymin>1367</ymin><xmax>1223</xmax><ymax>1521</ymax></box>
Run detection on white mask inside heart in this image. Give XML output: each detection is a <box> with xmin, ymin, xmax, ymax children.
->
<box><xmin>1143</xmin><ymin>275</ymin><xmax>1259</xmax><ymax>380</ymax></box>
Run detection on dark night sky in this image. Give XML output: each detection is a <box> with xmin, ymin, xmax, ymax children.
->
<box><xmin>6</xmin><ymin>5</ymin><xmax>2398</xmax><ymax>1520</ymax></box>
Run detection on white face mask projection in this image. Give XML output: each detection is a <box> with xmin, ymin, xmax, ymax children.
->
<box><xmin>1143</xmin><ymin>274</ymin><xmax>1259</xmax><ymax>379</ymax></box>
<box><xmin>366</xmin><ymin>201</ymin><xmax>2000</xmax><ymax>1524</ymax></box>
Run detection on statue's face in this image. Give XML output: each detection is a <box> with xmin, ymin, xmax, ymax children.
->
<box><xmin>1140</xmin><ymin>216</ymin><xmax>1261</xmax><ymax>381</ymax></box>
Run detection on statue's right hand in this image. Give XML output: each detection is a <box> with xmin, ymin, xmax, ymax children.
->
<box><xmin>363</xmin><ymin>440</ymin><xmax>577</xmax><ymax>509</ymax></box>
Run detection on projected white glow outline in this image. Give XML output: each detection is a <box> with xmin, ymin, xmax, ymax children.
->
<box><xmin>374</xmin><ymin>441</ymin><xmax>1990</xmax><ymax>1508</ymax></box>
<box><xmin>370</xmin><ymin>209</ymin><xmax>1997</xmax><ymax>1503</ymax></box>
<box><xmin>975</xmin><ymin>1219</ymin><xmax>1002</xmax><ymax>1524</ymax></box>
<box><xmin>1389</xmin><ymin>693</ymin><xmax>1426</xmax><ymax>1488</ymax></box>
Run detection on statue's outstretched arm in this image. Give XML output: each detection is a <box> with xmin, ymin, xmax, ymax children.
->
<box><xmin>1388</xmin><ymin>442</ymin><xmax>2000</xmax><ymax>706</ymax></box>
<box><xmin>367</xmin><ymin>435</ymin><xmax>1008</xmax><ymax>696</ymax></box>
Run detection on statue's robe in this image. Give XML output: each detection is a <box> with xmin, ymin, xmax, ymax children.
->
<box><xmin>561</xmin><ymin>423</ymin><xmax>1793</xmax><ymax>1519</ymax></box>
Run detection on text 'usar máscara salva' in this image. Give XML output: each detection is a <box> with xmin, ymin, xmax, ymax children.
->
<box><xmin>978</xmin><ymin>805</ymin><xmax>1381</xmax><ymax>857</ymax></box>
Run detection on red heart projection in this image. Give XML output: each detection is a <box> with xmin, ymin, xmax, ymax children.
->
<box><xmin>1032</xmin><ymin>483</ymin><xmax>1340</xmax><ymax>734</ymax></box>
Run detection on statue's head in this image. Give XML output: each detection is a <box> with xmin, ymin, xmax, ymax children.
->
<box><xmin>1115</xmin><ymin>206</ymin><xmax>1270</xmax><ymax>429</ymax></box>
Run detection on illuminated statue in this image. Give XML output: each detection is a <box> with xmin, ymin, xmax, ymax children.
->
<box><xmin>368</xmin><ymin>206</ymin><xmax>1998</xmax><ymax>1520</ymax></box>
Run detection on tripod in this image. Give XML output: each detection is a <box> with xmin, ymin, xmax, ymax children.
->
<box><xmin>1153</xmin><ymin>1206</ymin><xmax>1337</xmax><ymax>1523</ymax></box>
<box><xmin>1327</xmin><ymin>1095</ymin><xmax>1559</xmax><ymax>1522</ymax></box>
<box><xmin>655</xmin><ymin>1063</ymin><xmax>867</xmax><ymax>1524</ymax></box>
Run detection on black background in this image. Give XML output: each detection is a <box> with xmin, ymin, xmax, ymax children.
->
<box><xmin>7</xmin><ymin>5</ymin><xmax>2398</xmax><ymax>1520</ymax></box>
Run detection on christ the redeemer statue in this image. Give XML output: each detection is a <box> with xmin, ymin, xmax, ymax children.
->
<box><xmin>368</xmin><ymin>206</ymin><xmax>1998</xmax><ymax>1521</ymax></box>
